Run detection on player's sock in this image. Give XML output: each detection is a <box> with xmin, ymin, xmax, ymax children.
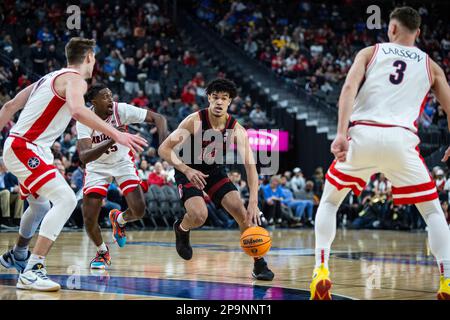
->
<box><xmin>13</xmin><ymin>244</ymin><xmax>29</xmax><ymax>261</ymax></box>
<box><xmin>315</xmin><ymin>248</ymin><xmax>330</xmax><ymax>268</ymax></box>
<box><xmin>24</xmin><ymin>254</ymin><xmax>45</xmax><ymax>272</ymax></box>
<box><xmin>416</xmin><ymin>199</ymin><xmax>450</xmax><ymax>278</ymax></box>
<box><xmin>438</xmin><ymin>261</ymin><xmax>450</xmax><ymax>279</ymax></box>
<box><xmin>97</xmin><ymin>242</ymin><xmax>108</xmax><ymax>254</ymax></box>
<box><xmin>314</xmin><ymin>183</ymin><xmax>348</xmax><ymax>269</ymax></box>
<box><xmin>117</xmin><ymin>212</ymin><xmax>127</xmax><ymax>227</ymax></box>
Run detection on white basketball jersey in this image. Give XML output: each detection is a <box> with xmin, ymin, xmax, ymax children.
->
<box><xmin>350</xmin><ymin>43</ymin><xmax>432</xmax><ymax>132</ymax></box>
<box><xmin>76</xmin><ymin>102</ymin><xmax>147</xmax><ymax>171</ymax></box>
<box><xmin>10</xmin><ymin>68</ymin><xmax>80</xmax><ymax>148</ymax></box>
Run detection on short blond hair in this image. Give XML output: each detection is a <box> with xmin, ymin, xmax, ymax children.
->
<box><xmin>65</xmin><ymin>37</ymin><xmax>96</xmax><ymax>65</ymax></box>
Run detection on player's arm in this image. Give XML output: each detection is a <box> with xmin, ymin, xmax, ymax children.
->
<box><xmin>145</xmin><ymin>109</ymin><xmax>169</xmax><ymax>143</ymax></box>
<box><xmin>158</xmin><ymin>113</ymin><xmax>208</xmax><ymax>189</ymax></box>
<box><xmin>332</xmin><ymin>46</ymin><xmax>374</xmax><ymax>162</ymax></box>
<box><xmin>64</xmin><ymin>74</ymin><xmax>147</xmax><ymax>153</ymax></box>
<box><xmin>77</xmin><ymin>139</ymin><xmax>115</xmax><ymax>164</ymax></box>
<box><xmin>234</xmin><ymin>123</ymin><xmax>261</xmax><ymax>226</ymax></box>
<box><xmin>429</xmin><ymin>60</ymin><xmax>450</xmax><ymax>161</ymax></box>
<box><xmin>0</xmin><ymin>83</ymin><xmax>34</xmax><ymax>131</ymax></box>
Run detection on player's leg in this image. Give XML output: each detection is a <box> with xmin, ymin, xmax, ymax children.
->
<box><xmin>109</xmin><ymin>170</ymin><xmax>146</xmax><ymax>247</ymax></box>
<box><xmin>17</xmin><ymin>173</ymin><xmax>77</xmax><ymax>291</ymax></box>
<box><xmin>82</xmin><ymin>193</ymin><xmax>111</xmax><ymax>269</ymax></box>
<box><xmin>174</xmin><ymin>196</ymin><xmax>208</xmax><ymax>260</ymax></box>
<box><xmin>0</xmin><ymin>195</ymin><xmax>50</xmax><ymax>273</ymax></box>
<box><xmin>382</xmin><ymin>128</ymin><xmax>450</xmax><ymax>299</ymax></box>
<box><xmin>220</xmin><ymin>189</ymin><xmax>275</xmax><ymax>281</ymax></box>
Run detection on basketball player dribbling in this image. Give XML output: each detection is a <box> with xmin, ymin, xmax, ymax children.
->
<box><xmin>310</xmin><ymin>7</ymin><xmax>450</xmax><ymax>300</ymax></box>
<box><xmin>158</xmin><ymin>78</ymin><xmax>274</xmax><ymax>280</ymax></box>
<box><xmin>0</xmin><ymin>38</ymin><xmax>147</xmax><ymax>291</ymax></box>
<box><xmin>77</xmin><ymin>83</ymin><xmax>167</xmax><ymax>270</ymax></box>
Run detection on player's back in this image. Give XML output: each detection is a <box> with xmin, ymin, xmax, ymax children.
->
<box><xmin>351</xmin><ymin>42</ymin><xmax>431</xmax><ymax>132</ymax></box>
<box><xmin>10</xmin><ymin>68</ymin><xmax>80</xmax><ymax>149</ymax></box>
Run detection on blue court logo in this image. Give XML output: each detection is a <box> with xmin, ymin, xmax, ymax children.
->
<box><xmin>27</xmin><ymin>157</ymin><xmax>40</xmax><ymax>169</ymax></box>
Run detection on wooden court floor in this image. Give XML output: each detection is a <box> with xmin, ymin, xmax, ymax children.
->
<box><xmin>0</xmin><ymin>228</ymin><xmax>441</xmax><ymax>300</ymax></box>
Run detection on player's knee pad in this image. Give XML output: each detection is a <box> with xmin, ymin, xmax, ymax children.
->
<box><xmin>19</xmin><ymin>196</ymin><xmax>51</xmax><ymax>239</ymax></box>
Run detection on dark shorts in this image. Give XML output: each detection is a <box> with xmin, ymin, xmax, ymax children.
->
<box><xmin>175</xmin><ymin>168</ymin><xmax>237</xmax><ymax>208</ymax></box>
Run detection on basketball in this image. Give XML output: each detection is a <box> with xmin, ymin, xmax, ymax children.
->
<box><xmin>240</xmin><ymin>226</ymin><xmax>272</xmax><ymax>257</ymax></box>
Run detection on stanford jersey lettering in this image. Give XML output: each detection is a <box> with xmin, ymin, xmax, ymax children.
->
<box><xmin>381</xmin><ymin>47</ymin><xmax>424</xmax><ymax>62</ymax></box>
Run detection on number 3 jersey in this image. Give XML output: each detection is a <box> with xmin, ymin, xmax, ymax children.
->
<box><xmin>76</xmin><ymin>102</ymin><xmax>147</xmax><ymax>172</ymax></box>
<box><xmin>350</xmin><ymin>42</ymin><xmax>432</xmax><ymax>132</ymax></box>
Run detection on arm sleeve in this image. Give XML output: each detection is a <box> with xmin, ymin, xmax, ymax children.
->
<box><xmin>76</xmin><ymin>121</ymin><xmax>93</xmax><ymax>139</ymax></box>
<box><xmin>117</xmin><ymin>103</ymin><xmax>147</xmax><ymax>125</ymax></box>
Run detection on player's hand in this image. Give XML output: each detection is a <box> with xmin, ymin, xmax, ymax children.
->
<box><xmin>442</xmin><ymin>146</ymin><xmax>450</xmax><ymax>162</ymax></box>
<box><xmin>185</xmin><ymin>168</ymin><xmax>209</xmax><ymax>190</ymax></box>
<box><xmin>331</xmin><ymin>134</ymin><xmax>349</xmax><ymax>162</ymax></box>
<box><xmin>115</xmin><ymin>131</ymin><xmax>148</xmax><ymax>154</ymax></box>
<box><xmin>246</xmin><ymin>202</ymin><xmax>261</xmax><ymax>226</ymax></box>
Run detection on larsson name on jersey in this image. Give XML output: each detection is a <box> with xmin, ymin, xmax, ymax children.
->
<box><xmin>381</xmin><ymin>47</ymin><xmax>424</xmax><ymax>62</ymax></box>
<box><xmin>92</xmin><ymin>133</ymin><xmax>111</xmax><ymax>144</ymax></box>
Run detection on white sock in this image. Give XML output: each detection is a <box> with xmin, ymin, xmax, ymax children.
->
<box><xmin>438</xmin><ymin>260</ymin><xmax>450</xmax><ymax>279</ymax></box>
<box><xmin>416</xmin><ymin>199</ymin><xmax>450</xmax><ymax>279</ymax></box>
<box><xmin>315</xmin><ymin>248</ymin><xmax>330</xmax><ymax>268</ymax></box>
<box><xmin>117</xmin><ymin>212</ymin><xmax>126</xmax><ymax>227</ymax></box>
<box><xmin>97</xmin><ymin>242</ymin><xmax>108</xmax><ymax>253</ymax></box>
<box><xmin>314</xmin><ymin>182</ymin><xmax>348</xmax><ymax>269</ymax></box>
<box><xmin>13</xmin><ymin>244</ymin><xmax>29</xmax><ymax>261</ymax></box>
<box><xmin>24</xmin><ymin>254</ymin><xmax>45</xmax><ymax>272</ymax></box>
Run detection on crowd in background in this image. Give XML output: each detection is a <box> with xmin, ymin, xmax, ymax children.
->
<box><xmin>0</xmin><ymin>0</ymin><xmax>449</xmax><ymax>231</ymax></box>
<box><xmin>193</xmin><ymin>0</ymin><xmax>449</xmax><ymax>130</ymax></box>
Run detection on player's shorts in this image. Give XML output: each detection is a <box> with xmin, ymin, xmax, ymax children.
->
<box><xmin>175</xmin><ymin>167</ymin><xmax>237</xmax><ymax>208</ymax></box>
<box><xmin>325</xmin><ymin>122</ymin><xmax>438</xmax><ymax>205</ymax></box>
<box><xmin>3</xmin><ymin>135</ymin><xmax>57</xmax><ymax>199</ymax></box>
<box><xmin>83</xmin><ymin>160</ymin><xmax>148</xmax><ymax>197</ymax></box>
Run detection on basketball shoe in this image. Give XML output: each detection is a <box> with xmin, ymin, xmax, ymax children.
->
<box><xmin>252</xmin><ymin>258</ymin><xmax>275</xmax><ymax>281</ymax></box>
<box><xmin>437</xmin><ymin>276</ymin><xmax>450</xmax><ymax>300</ymax></box>
<box><xmin>109</xmin><ymin>209</ymin><xmax>126</xmax><ymax>247</ymax></box>
<box><xmin>90</xmin><ymin>247</ymin><xmax>111</xmax><ymax>270</ymax></box>
<box><xmin>17</xmin><ymin>263</ymin><xmax>60</xmax><ymax>292</ymax></box>
<box><xmin>0</xmin><ymin>249</ymin><xmax>31</xmax><ymax>273</ymax></box>
<box><xmin>173</xmin><ymin>219</ymin><xmax>193</xmax><ymax>260</ymax></box>
<box><xmin>310</xmin><ymin>264</ymin><xmax>332</xmax><ymax>300</ymax></box>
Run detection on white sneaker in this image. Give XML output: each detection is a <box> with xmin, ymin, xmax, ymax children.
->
<box><xmin>16</xmin><ymin>264</ymin><xmax>61</xmax><ymax>292</ymax></box>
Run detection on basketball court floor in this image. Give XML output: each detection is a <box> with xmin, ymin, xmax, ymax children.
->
<box><xmin>0</xmin><ymin>228</ymin><xmax>440</xmax><ymax>300</ymax></box>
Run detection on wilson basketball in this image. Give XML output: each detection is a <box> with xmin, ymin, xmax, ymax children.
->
<box><xmin>240</xmin><ymin>226</ymin><xmax>272</xmax><ymax>257</ymax></box>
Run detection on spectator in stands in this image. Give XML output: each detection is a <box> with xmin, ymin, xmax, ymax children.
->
<box><xmin>61</xmin><ymin>133</ymin><xmax>74</xmax><ymax>154</ymax></box>
<box><xmin>261</xmin><ymin>175</ymin><xmax>284</xmax><ymax>226</ymax></box>
<box><xmin>249</xmin><ymin>104</ymin><xmax>268</xmax><ymax>129</ymax></box>
<box><xmin>30</xmin><ymin>40</ymin><xmax>47</xmax><ymax>75</ymax></box>
<box><xmin>70</xmin><ymin>165</ymin><xmax>84</xmax><ymax>193</ymax></box>
<box><xmin>131</xmin><ymin>90</ymin><xmax>150</xmax><ymax>107</ymax></box>
<box><xmin>162</xmin><ymin>161</ymin><xmax>176</xmax><ymax>184</ymax></box>
<box><xmin>143</xmin><ymin>59</ymin><xmax>162</xmax><ymax>102</ymax></box>
<box><xmin>0</xmin><ymin>158</ymin><xmax>23</xmax><ymax>228</ymax></box>
<box><xmin>305</xmin><ymin>76</ymin><xmax>319</xmax><ymax>94</ymax></box>
<box><xmin>120</xmin><ymin>56</ymin><xmax>140</xmax><ymax>96</ymax></box>
<box><xmin>280</xmin><ymin>176</ymin><xmax>314</xmax><ymax>225</ymax></box>
<box><xmin>291</xmin><ymin>167</ymin><xmax>306</xmax><ymax>195</ymax></box>
<box><xmin>144</xmin><ymin>147</ymin><xmax>159</xmax><ymax>165</ymax></box>
<box><xmin>183</xmin><ymin>50</ymin><xmax>197</xmax><ymax>66</ymax></box>
<box><xmin>148</xmin><ymin>161</ymin><xmax>168</xmax><ymax>187</ymax></box>
<box><xmin>138</xmin><ymin>159</ymin><xmax>151</xmax><ymax>182</ymax></box>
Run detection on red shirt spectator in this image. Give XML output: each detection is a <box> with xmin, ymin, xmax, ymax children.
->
<box><xmin>183</xmin><ymin>51</ymin><xmax>197</xmax><ymax>66</ymax></box>
<box><xmin>131</xmin><ymin>91</ymin><xmax>149</xmax><ymax>107</ymax></box>
<box><xmin>181</xmin><ymin>86</ymin><xmax>196</xmax><ymax>105</ymax></box>
<box><xmin>148</xmin><ymin>162</ymin><xmax>168</xmax><ymax>187</ymax></box>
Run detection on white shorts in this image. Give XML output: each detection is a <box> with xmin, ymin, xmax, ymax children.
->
<box><xmin>3</xmin><ymin>136</ymin><xmax>57</xmax><ymax>199</ymax></box>
<box><xmin>325</xmin><ymin>123</ymin><xmax>438</xmax><ymax>205</ymax></box>
<box><xmin>83</xmin><ymin>160</ymin><xmax>147</xmax><ymax>197</ymax></box>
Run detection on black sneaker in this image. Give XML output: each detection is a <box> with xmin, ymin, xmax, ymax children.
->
<box><xmin>173</xmin><ymin>219</ymin><xmax>193</xmax><ymax>260</ymax></box>
<box><xmin>252</xmin><ymin>258</ymin><xmax>275</xmax><ymax>281</ymax></box>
